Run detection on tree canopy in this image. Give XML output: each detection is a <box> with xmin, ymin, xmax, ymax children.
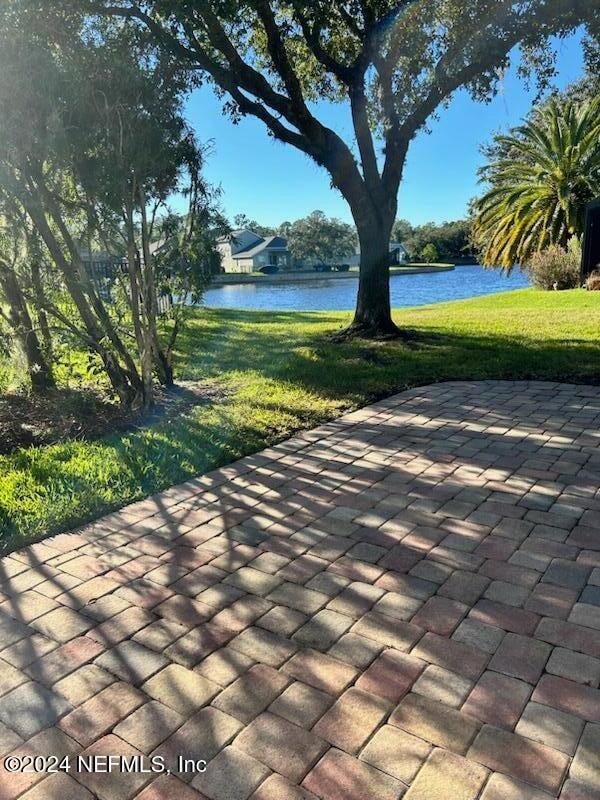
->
<box><xmin>232</xmin><ymin>214</ymin><xmax>276</xmax><ymax>237</ymax></box>
<box><xmin>286</xmin><ymin>211</ymin><xmax>357</xmax><ymax>264</ymax></box>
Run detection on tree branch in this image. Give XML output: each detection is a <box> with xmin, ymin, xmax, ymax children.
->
<box><xmin>251</xmin><ymin>0</ymin><xmax>309</xmax><ymax>114</ymax></box>
<box><xmin>349</xmin><ymin>82</ymin><xmax>381</xmax><ymax>192</ymax></box>
<box><xmin>289</xmin><ymin>2</ymin><xmax>356</xmax><ymax>83</ymax></box>
<box><xmin>93</xmin><ymin>3</ymin><xmax>361</xmax><ymax>182</ymax></box>
<box><xmin>91</xmin><ymin>1</ymin><xmax>367</xmax><ymax>198</ymax></box>
<box><xmin>399</xmin><ymin>0</ymin><xmax>591</xmax><ymax>141</ymax></box>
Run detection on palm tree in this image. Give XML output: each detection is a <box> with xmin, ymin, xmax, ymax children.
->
<box><xmin>472</xmin><ymin>96</ymin><xmax>600</xmax><ymax>268</ymax></box>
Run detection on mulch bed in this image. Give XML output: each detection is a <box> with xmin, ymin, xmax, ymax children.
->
<box><xmin>0</xmin><ymin>381</ymin><xmax>225</xmax><ymax>455</ymax></box>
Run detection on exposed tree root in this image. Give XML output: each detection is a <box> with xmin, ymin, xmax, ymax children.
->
<box><xmin>330</xmin><ymin>319</ymin><xmax>412</xmax><ymax>342</ymax></box>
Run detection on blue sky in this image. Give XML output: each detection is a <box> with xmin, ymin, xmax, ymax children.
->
<box><xmin>184</xmin><ymin>33</ymin><xmax>585</xmax><ymax>227</ymax></box>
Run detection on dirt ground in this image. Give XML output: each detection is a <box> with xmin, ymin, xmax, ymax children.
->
<box><xmin>0</xmin><ymin>381</ymin><xmax>225</xmax><ymax>455</ymax></box>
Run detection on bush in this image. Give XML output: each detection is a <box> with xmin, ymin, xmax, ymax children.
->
<box><xmin>527</xmin><ymin>243</ymin><xmax>581</xmax><ymax>290</ymax></box>
<box><xmin>587</xmin><ymin>270</ymin><xmax>600</xmax><ymax>291</ymax></box>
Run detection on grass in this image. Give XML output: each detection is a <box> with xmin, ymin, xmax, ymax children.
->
<box><xmin>1</xmin><ymin>287</ymin><xmax>599</xmax><ymax>548</ymax></box>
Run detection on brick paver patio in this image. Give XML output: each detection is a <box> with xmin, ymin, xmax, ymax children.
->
<box><xmin>1</xmin><ymin>381</ymin><xmax>600</xmax><ymax>800</ymax></box>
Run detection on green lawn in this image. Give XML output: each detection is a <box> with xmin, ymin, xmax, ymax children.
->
<box><xmin>1</xmin><ymin>287</ymin><xmax>599</xmax><ymax>549</ymax></box>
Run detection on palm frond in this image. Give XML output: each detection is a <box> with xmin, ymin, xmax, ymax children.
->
<box><xmin>473</xmin><ymin>95</ymin><xmax>600</xmax><ymax>269</ymax></box>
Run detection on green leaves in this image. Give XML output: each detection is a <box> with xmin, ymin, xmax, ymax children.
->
<box><xmin>472</xmin><ymin>96</ymin><xmax>600</xmax><ymax>268</ymax></box>
<box><xmin>286</xmin><ymin>210</ymin><xmax>358</xmax><ymax>263</ymax></box>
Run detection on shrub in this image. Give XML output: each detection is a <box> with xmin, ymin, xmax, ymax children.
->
<box><xmin>587</xmin><ymin>270</ymin><xmax>600</xmax><ymax>291</ymax></box>
<box><xmin>527</xmin><ymin>243</ymin><xmax>581</xmax><ymax>290</ymax></box>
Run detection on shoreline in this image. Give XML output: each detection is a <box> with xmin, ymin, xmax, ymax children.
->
<box><xmin>211</xmin><ymin>263</ymin><xmax>455</xmax><ymax>287</ymax></box>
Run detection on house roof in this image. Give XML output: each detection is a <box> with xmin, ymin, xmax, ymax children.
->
<box><xmin>149</xmin><ymin>238</ymin><xmax>168</xmax><ymax>256</ymax></box>
<box><xmin>216</xmin><ymin>228</ymin><xmax>262</xmax><ymax>245</ymax></box>
<box><xmin>232</xmin><ymin>235</ymin><xmax>289</xmax><ymax>259</ymax></box>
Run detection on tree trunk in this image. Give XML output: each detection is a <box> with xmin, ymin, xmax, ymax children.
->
<box><xmin>138</xmin><ymin>185</ymin><xmax>174</xmax><ymax>387</ymax></box>
<box><xmin>23</xmin><ymin>193</ymin><xmax>142</xmax><ymax>407</ymax></box>
<box><xmin>43</xmin><ymin>188</ymin><xmax>144</xmax><ymax>387</ymax></box>
<box><xmin>0</xmin><ymin>260</ymin><xmax>55</xmax><ymax>393</ymax></box>
<box><xmin>327</xmin><ymin>141</ymin><xmax>404</xmax><ymax>339</ymax></box>
<box><xmin>350</xmin><ymin>223</ymin><xmax>399</xmax><ymax>336</ymax></box>
<box><xmin>341</xmin><ymin>197</ymin><xmax>400</xmax><ymax>338</ymax></box>
<box><xmin>129</xmin><ymin>245</ymin><xmax>154</xmax><ymax>409</ymax></box>
<box><xmin>125</xmin><ymin>199</ymin><xmax>154</xmax><ymax>409</ymax></box>
<box><xmin>30</xmin><ymin>259</ymin><xmax>53</xmax><ymax>363</ymax></box>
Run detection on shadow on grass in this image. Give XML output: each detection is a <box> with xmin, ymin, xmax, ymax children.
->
<box><xmin>175</xmin><ymin>307</ymin><xmax>600</xmax><ymax>398</ymax></box>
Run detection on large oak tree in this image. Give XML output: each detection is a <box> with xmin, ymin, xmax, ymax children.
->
<box><xmin>57</xmin><ymin>2</ymin><xmax>600</xmax><ymax>334</ymax></box>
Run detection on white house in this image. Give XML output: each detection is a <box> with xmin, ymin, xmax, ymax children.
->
<box><xmin>217</xmin><ymin>229</ymin><xmax>291</xmax><ymax>273</ymax></box>
<box><xmin>389</xmin><ymin>242</ymin><xmax>410</xmax><ymax>264</ymax></box>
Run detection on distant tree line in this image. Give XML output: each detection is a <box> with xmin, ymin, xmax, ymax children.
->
<box><xmin>232</xmin><ymin>211</ymin><xmax>475</xmax><ymax>264</ymax></box>
<box><xmin>234</xmin><ymin>211</ymin><xmax>357</xmax><ymax>265</ymax></box>
<box><xmin>393</xmin><ymin>219</ymin><xmax>476</xmax><ymax>263</ymax></box>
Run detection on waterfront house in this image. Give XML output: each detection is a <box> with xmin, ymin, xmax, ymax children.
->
<box><xmin>217</xmin><ymin>229</ymin><xmax>291</xmax><ymax>273</ymax></box>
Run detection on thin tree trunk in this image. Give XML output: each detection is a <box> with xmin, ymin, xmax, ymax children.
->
<box><xmin>0</xmin><ymin>260</ymin><xmax>55</xmax><ymax>392</ymax></box>
<box><xmin>125</xmin><ymin>201</ymin><xmax>153</xmax><ymax>409</ymax></box>
<box><xmin>30</xmin><ymin>259</ymin><xmax>53</xmax><ymax>362</ymax></box>
<box><xmin>41</xmin><ymin>186</ymin><xmax>144</xmax><ymax>387</ymax></box>
<box><xmin>138</xmin><ymin>185</ymin><xmax>173</xmax><ymax>386</ymax></box>
<box><xmin>131</xmin><ymin>253</ymin><xmax>154</xmax><ymax>409</ymax></box>
<box><xmin>23</xmin><ymin>194</ymin><xmax>142</xmax><ymax>406</ymax></box>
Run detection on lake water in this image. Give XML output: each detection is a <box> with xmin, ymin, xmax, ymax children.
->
<box><xmin>202</xmin><ymin>265</ymin><xmax>530</xmax><ymax>312</ymax></box>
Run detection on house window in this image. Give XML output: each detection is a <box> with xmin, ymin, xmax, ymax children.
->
<box><xmin>269</xmin><ymin>252</ymin><xmax>278</xmax><ymax>266</ymax></box>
